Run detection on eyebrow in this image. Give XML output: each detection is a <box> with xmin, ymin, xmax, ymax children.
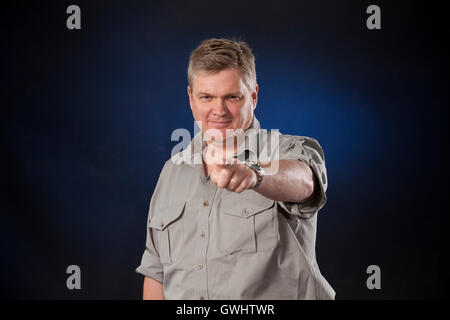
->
<box><xmin>196</xmin><ymin>92</ymin><xmax>243</xmax><ymax>97</ymax></box>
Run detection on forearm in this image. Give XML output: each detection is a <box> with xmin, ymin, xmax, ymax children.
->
<box><xmin>143</xmin><ymin>276</ymin><xmax>165</xmax><ymax>300</ymax></box>
<box><xmin>255</xmin><ymin>160</ymin><xmax>316</xmax><ymax>203</ymax></box>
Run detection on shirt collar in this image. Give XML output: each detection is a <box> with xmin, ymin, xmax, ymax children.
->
<box><xmin>172</xmin><ymin>115</ymin><xmax>262</xmax><ymax>166</ymax></box>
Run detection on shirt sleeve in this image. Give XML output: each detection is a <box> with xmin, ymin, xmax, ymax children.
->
<box><xmin>276</xmin><ymin>134</ymin><xmax>328</xmax><ymax>219</ymax></box>
<box><xmin>135</xmin><ymin>164</ymin><xmax>168</xmax><ymax>284</ymax></box>
<box><xmin>135</xmin><ymin>213</ymin><xmax>164</xmax><ymax>283</ymax></box>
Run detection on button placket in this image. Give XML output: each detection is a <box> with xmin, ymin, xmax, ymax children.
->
<box><xmin>193</xmin><ymin>180</ymin><xmax>216</xmax><ymax>300</ymax></box>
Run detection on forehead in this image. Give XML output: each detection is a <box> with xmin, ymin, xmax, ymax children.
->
<box><xmin>192</xmin><ymin>68</ymin><xmax>246</xmax><ymax>94</ymax></box>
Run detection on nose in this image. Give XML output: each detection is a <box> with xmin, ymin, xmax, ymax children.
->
<box><xmin>212</xmin><ymin>98</ymin><xmax>227</xmax><ymax>116</ymax></box>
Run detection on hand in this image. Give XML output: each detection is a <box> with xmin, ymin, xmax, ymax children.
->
<box><xmin>210</xmin><ymin>162</ymin><xmax>257</xmax><ymax>193</ymax></box>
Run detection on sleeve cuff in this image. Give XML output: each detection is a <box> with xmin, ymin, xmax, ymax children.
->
<box><xmin>135</xmin><ymin>249</ymin><xmax>164</xmax><ymax>283</ymax></box>
<box><xmin>277</xmin><ymin>158</ymin><xmax>327</xmax><ymax>218</ymax></box>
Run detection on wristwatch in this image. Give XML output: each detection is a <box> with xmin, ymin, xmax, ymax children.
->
<box><xmin>244</xmin><ymin>161</ymin><xmax>264</xmax><ymax>190</ymax></box>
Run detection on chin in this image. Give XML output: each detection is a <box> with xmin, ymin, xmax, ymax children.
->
<box><xmin>204</xmin><ymin>127</ymin><xmax>236</xmax><ymax>143</ymax></box>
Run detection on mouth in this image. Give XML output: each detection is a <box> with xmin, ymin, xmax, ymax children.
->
<box><xmin>208</xmin><ymin>120</ymin><xmax>232</xmax><ymax>128</ymax></box>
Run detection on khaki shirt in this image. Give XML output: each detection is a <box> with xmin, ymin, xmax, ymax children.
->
<box><xmin>135</xmin><ymin>116</ymin><xmax>335</xmax><ymax>300</ymax></box>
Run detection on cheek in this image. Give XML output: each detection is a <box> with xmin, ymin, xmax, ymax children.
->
<box><xmin>192</xmin><ymin>104</ymin><xmax>212</xmax><ymax>129</ymax></box>
<box><xmin>192</xmin><ymin>102</ymin><xmax>208</xmax><ymax>118</ymax></box>
<box><xmin>199</xmin><ymin>105</ymin><xmax>212</xmax><ymax>119</ymax></box>
<box><xmin>232</xmin><ymin>101</ymin><xmax>252</xmax><ymax>120</ymax></box>
<box><xmin>228</xmin><ymin>102</ymin><xmax>244</xmax><ymax>117</ymax></box>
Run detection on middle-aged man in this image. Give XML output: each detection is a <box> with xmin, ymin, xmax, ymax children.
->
<box><xmin>136</xmin><ymin>38</ymin><xmax>335</xmax><ymax>300</ymax></box>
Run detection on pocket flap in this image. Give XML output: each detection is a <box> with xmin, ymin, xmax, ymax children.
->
<box><xmin>149</xmin><ymin>201</ymin><xmax>186</xmax><ymax>231</ymax></box>
<box><xmin>221</xmin><ymin>191</ymin><xmax>275</xmax><ymax>218</ymax></box>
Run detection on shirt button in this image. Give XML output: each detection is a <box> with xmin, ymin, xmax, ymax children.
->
<box><xmin>203</xmin><ymin>201</ymin><xmax>209</xmax><ymax>207</ymax></box>
<box><xmin>200</xmin><ymin>231</ymin><xmax>206</xmax><ymax>238</ymax></box>
<box><xmin>199</xmin><ymin>296</ymin><xmax>205</xmax><ymax>300</ymax></box>
<box><xmin>197</xmin><ymin>264</ymin><xmax>203</xmax><ymax>270</ymax></box>
<box><xmin>243</xmin><ymin>209</ymin><xmax>249</xmax><ymax>216</ymax></box>
<box><xmin>160</xmin><ymin>221</ymin><xmax>164</xmax><ymax>228</ymax></box>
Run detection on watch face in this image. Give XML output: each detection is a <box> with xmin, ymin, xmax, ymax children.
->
<box><xmin>245</xmin><ymin>161</ymin><xmax>263</xmax><ymax>176</ymax></box>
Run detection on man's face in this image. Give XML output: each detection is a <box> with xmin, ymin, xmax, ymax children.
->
<box><xmin>188</xmin><ymin>68</ymin><xmax>258</xmax><ymax>142</ymax></box>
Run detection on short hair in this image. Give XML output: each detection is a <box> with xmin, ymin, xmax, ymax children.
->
<box><xmin>187</xmin><ymin>38</ymin><xmax>257</xmax><ymax>92</ymax></box>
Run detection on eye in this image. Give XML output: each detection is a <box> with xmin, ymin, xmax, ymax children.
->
<box><xmin>200</xmin><ymin>96</ymin><xmax>212</xmax><ymax>101</ymax></box>
<box><xmin>228</xmin><ymin>95</ymin><xmax>241</xmax><ymax>101</ymax></box>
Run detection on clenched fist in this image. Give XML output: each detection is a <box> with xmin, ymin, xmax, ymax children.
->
<box><xmin>210</xmin><ymin>163</ymin><xmax>257</xmax><ymax>193</ymax></box>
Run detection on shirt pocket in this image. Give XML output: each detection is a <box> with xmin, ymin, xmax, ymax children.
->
<box><xmin>149</xmin><ymin>201</ymin><xmax>186</xmax><ymax>264</ymax></box>
<box><xmin>217</xmin><ymin>191</ymin><xmax>279</xmax><ymax>255</ymax></box>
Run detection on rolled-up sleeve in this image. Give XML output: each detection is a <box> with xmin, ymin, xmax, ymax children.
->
<box><xmin>276</xmin><ymin>135</ymin><xmax>328</xmax><ymax>219</ymax></box>
<box><xmin>135</xmin><ymin>214</ymin><xmax>164</xmax><ymax>283</ymax></box>
<box><xmin>135</xmin><ymin>164</ymin><xmax>169</xmax><ymax>284</ymax></box>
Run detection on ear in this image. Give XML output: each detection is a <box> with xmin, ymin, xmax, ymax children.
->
<box><xmin>187</xmin><ymin>85</ymin><xmax>193</xmax><ymax>109</ymax></box>
<box><xmin>251</xmin><ymin>84</ymin><xmax>259</xmax><ymax>110</ymax></box>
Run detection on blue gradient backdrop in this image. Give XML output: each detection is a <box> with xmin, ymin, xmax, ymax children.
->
<box><xmin>1</xmin><ymin>0</ymin><xmax>448</xmax><ymax>299</ymax></box>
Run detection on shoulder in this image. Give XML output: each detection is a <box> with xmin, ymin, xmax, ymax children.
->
<box><xmin>159</xmin><ymin>156</ymin><xmax>185</xmax><ymax>178</ymax></box>
<box><xmin>278</xmin><ymin>133</ymin><xmax>325</xmax><ymax>160</ymax></box>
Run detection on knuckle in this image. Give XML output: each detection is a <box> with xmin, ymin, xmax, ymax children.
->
<box><xmin>221</xmin><ymin>169</ymin><xmax>230</xmax><ymax>178</ymax></box>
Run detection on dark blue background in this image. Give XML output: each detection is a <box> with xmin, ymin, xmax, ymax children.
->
<box><xmin>1</xmin><ymin>0</ymin><xmax>448</xmax><ymax>299</ymax></box>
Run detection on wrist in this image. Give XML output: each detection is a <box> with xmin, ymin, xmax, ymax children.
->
<box><xmin>244</xmin><ymin>161</ymin><xmax>264</xmax><ymax>190</ymax></box>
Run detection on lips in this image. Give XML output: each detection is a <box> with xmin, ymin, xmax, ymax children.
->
<box><xmin>208</xmin><ymin>120</ymin><xmax>232</xmax><ymax>128</ymax></box>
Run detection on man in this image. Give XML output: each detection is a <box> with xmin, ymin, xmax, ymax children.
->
<box><xmin>135</xmin><ymin>38</ymin><xmax>335</xmax><ymax>300</ymax></box>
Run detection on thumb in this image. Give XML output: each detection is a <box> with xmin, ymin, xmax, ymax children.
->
<box><xmin>211</xmin><ymin>163</ymin><xmax>225</xmax><ymax>175</ymax></box>
<box><xmin>210</xmin><ymin>164</ymin><xmax>223</xmax><ymax>182</ymax></box>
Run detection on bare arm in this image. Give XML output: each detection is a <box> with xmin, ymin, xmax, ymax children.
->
<box><xmin>143</xmin><ymin>276</ymin><xmax>165</xmax><ymax>300</ymax></box>
<box><xmin>256</xmin><ymin>159</ymin><xmax>316</xmax><ymax>203</ymax></box>
<box><xmin>211</xmin><ymin>159</ymin><xmax>316</xmax><ymax>203</ymax></box>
